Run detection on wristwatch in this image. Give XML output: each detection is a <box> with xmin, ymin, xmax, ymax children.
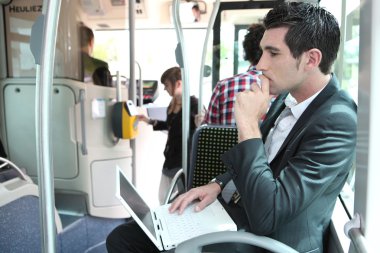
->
<box><xmin>209</xmin><ymin>177</ymin><xmax>224</xmax><ymax>189</ymax></box>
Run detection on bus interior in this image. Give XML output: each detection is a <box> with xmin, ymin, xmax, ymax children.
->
<box><xmin>0</xmin><ymin>0</ymin><xmax>378</xmax><ymax>252</ymax></box>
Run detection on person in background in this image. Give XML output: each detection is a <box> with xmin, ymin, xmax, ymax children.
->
<box><xmin>192</xmin><ymin>4</ymin><xmax>201</xmax><ymax>22</ymax></box>
<box><xmin>79</xmin><ymin>24</ymin><xmax>112</xmax><ymax>87</ymax></box>
<box><xmin>200</xmin><ymin>23</ymin><xmax>266</xmax><ymax>126</ymax></box>
<box><xmin>137</xmin><ymin>66</ymin><xmax>198</xmax><ymax>205</ymax></box>
<box><xmin>169</xmin><ymin>2</ymin><xmax>357</xmax><ymax>253</ymax></box>
<box><xmin>0</xmin><ymin>138</ymin><xmax>7</xmax><ymax>159</ymax></box>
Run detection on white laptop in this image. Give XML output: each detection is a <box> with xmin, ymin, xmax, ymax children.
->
<box><xmin>116</xmin><ymin>166</ymin><xmax>237</xmax><ymax>251</ymax></box>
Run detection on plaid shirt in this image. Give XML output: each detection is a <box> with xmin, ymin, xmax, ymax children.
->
<box><xmin>204</xmin><ymin>65</ymin><xmax>261</xmax><ymax>125</ymax></box>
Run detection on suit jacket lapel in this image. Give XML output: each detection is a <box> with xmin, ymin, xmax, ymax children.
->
<box><xmin>272</xmin><ymin>75</ymin><xmax>339</xmax><ymax>164</ymax></box>
<box><xmin>260</xmin><ymin>93</ymin><xmax>288</xmax><ymax>141</ymax></box>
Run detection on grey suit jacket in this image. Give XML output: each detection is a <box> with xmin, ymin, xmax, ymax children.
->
<box><xmin>219</xmin><ymin>74</ymin><xmax>357</xmax><ymax>253</ymax></box>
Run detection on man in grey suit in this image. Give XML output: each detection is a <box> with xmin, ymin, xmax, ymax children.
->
<box><xmin>169</xmin><ymin>2</ymin><xmax>357</xmax><ymax>253</ymax></box>
<box><xmin>106</xmin><ymin>2</ymin><xmax>357</xmax><ymax>253</ymax></box>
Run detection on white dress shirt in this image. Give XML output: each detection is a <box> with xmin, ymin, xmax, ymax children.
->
<box><xmin>265</xmin><ymin>90</ymin><xmax>323</xmax><ymax>163</ymax></box>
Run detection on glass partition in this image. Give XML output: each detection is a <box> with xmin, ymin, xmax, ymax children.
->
<box><xmin>4</xmin><ymin>0</ymin><xmax>82</xmax><ymax>80</ymax></box>
<box><xmin>4</xmin><ymin>0</ymin><xmax>42</xmax><ymax>77</ymax></box>
<box><xmin>218</xmin><ymin>8</ymin><xmax>269</xmax><ymax>81</ymax></box>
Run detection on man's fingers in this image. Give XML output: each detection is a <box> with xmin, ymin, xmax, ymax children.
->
<box><xmin>168</xmin><ymin>194</ymin><xmax>184</xmax><ymax>213</ymax></box>
<box><xmin>250</xmin><ymin>75</ymin><xmax>269</xmax><ymax>95</ymax></box>
<box><xmin>177</xmin><ymin>195</ymin><xmax>196</xmax><ymax>214</ymax></box>
<box><xmin>169</xmin><ymin>185</ymin><xmax>219</xmax><ymax>214</ymax></box>
<box><xmin>259</xmin><ymin>75</ymin><xmax>270</xmax><ymax>95</ymax></box>
<box><xmin>250</xmin><ymin>81</ymin><xmax>260</xmax><ymax>93</ymax></box>
<box><xmin>169</xmin><ymin>190</ymin><xmax>198</xmax><ymax>214</ymax></box>
<box><xmin>194</xmin><ymin>195</ymin><xmax>213</xmax><ymax>212</ymax></box>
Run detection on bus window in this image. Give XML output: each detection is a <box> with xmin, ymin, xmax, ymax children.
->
<box><xmin>94</xmin><ymin>28</ymin><xmax>209</xmax><ymax>103</ymax></box>
<box><xmin>4</xmin><ymin>0</ymin><xmax>42</xmax><ymax>77</ymax></box>
<box><xmin>4</xmin><ymin>0</ymin><xmax>82</xmax><ymax>80</ymax></box>
<box><xmin>218</xmin><ymin>8</ymin><xmax>269</xmax><ymax>81</ymax></box>
<box><xmin>321</xmin><ymin>0</ymin><xmax>360</xmax><ymax>218</ymax></box>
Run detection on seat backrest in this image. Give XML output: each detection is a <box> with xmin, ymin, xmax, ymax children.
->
<box><xmin>0</xmin><ymin>176</ymin><xmax>123</xmax><ymax>253</ymax></box>
<box><xmin>0</xmin><ymin>194</ymin><xmax>43</xmax><ymax>252</ymax></box>
<box><xmin>0</xmin><ymin>160</ymin><xmax>46</xmax><ymax>252</ymax></box>
<box><xmin>0</xmin><ymin>157</ymin><xmax>63</xmax><ymax>238</ymax></box>
<box><xmin>188</xmin><ymin>125</ymin><xmax>238</xmax><ymax>188</ymax></box>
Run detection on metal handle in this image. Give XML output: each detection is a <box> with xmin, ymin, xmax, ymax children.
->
<box><xmin>344</xmin><ymin>213</ymin><xmax>369</xmax><ymax>253</ymax></box>
<box><xmin>79</xmin><ymin>89</ymin><xmax>88</xmax><ymax>155</ymax></box>
<box><xmin>135</xmin><ymin>61</ymin><xmax>143</xmax><ymax>106</ymax></box>
<box><xmin>198</xmin><ymin>0</ymin><xmax>220</xmax><ymax>114</ymax></box>
<box><xmin>115</xmin><ymin>71</ymin><xmax>122</xmax><ymax>102</ymax></box>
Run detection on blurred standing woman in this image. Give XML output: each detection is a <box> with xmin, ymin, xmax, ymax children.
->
<box><xmin>138</xmin><ymin>67</ymin><xmax>198</xmax><ymax>204</ymax></box>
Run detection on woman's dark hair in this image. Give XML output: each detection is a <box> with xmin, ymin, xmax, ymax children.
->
<box><xmin>263</xmin><ymin>2</ymin><xmax>340</xmax><ymax>74</ymax></box>
<box><xmin>243</xmin><ymin>23</ymin><xmax>265</xmax><ymax>65</ymax></box>
<box><xmin>160</xmin><ymin>67</ymin><xmax>182</xmax><ymax>87</ymax></box>
<box><xmin>161</xmin><ymin>67</ymin><xmax>182</xmax><ymax>114</ymax></box>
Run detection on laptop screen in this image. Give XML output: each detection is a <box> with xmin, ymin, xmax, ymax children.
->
<box><xmin>118</xmin><ymin>170</ymin><xmax>158</xmax><ymax>239</ymax></box>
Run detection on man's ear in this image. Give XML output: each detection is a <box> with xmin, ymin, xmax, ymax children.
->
<box><xmin>305</xmin><ymin>48</ymin><xmax>322</xmax><ymax>70</ymax></box>
<box><xmin>89</xmin><ymin>38</ymin><xmax>95</xmax><ymax>53</ymax></box>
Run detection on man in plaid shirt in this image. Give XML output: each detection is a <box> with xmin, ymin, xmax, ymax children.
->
<box><xmin>203</xmin><ymin>24</ymin><xmax>265</xmax><ymax>125</ymax></box>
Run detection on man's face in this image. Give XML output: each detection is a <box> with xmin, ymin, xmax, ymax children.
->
<box><xmin>257</xmin><ymin>27</ymin><xmax>307</xmax><ymax>95</ymax></box>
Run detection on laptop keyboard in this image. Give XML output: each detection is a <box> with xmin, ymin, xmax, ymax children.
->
<box><xmin>163</xmin><ymin>204</ymin><xmax>211</xmax><ymax>242</ymax></box>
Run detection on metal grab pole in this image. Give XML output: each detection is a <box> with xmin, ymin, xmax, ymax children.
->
<box><xmin>172</xmin><ymin>0</ymin><xmax>190</xmax><ymax>188</ymax></box>
<box><xmin>32</xmin><ymin>0</ymin><xmax>62</xmax><ymax>252</ymax></box>
<box><xmin>198</xmin><ymin>0</ymin><xmax>220</xmax><ymax>115</ymax></box>
<box><xmin>129</xmin><ymin>0</ymin><xmax>137</xmax><ymax>185</ymax></box>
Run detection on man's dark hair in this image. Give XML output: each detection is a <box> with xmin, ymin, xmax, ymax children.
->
<box><xmin>92</xmin><ymin>66</ymin><xmax>112</xmax><ymax>87</ymax></box>
<box><xmin>161</xmin><ymin>67</ymin><xmax>181</xmax><ymax>86</ymax></box>
<box><xmin>263</xmin><ymin>2</ymin><xmax>340</xmax><ymax>74</ymax></box>
<box><xmin>80</xmin><ymin>25</ymin><xmax>94</xmax><ymax>48</ymax></box>
<box><xmin>243</xmin><ymin>23</ymin><xmax>265</xmax><ymax>65</ymax></box>
<box><xmin>192</xmin><ymin>4</ymin><xmax>200</xmax><ymax>11</ymax></box>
